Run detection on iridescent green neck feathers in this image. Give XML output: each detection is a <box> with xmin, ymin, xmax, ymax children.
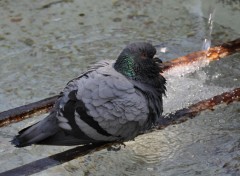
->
<box><xmin>114</xmin><ymin>53</ymin><xmax>136</xmax><ymax>78</ymax></box>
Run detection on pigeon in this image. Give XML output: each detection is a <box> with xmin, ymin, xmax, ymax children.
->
<box><xmin>12</xmin><ymin>42</ymin><xmax>166</xmax><ymax>147</ymax></box>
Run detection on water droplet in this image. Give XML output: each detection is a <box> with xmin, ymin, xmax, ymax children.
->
<box><xmin>159</xmin><ymin>47</ymin><xmax>168</xmax><ymax>53</ymax></box>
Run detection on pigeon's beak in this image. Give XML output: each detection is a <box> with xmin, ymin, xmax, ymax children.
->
<box><xmin>153</xmin><ymin>56</ymin><xmax>163</xmax><ymax>63</ymax></box>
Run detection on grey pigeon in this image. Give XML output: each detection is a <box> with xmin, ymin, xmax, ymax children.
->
<box><xmin>12</xmin><ymin>42</ymin><xmax>166</xmax><ymax>147</ymax></box>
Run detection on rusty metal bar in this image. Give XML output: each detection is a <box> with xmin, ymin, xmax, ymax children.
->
<box><xmin>0</xmin><ymin>96</ymin><xmax>58</xmax><ymax>127</ymax></box>
<box><xmin>162</xmin><ymin>38</ymin><xmax>240</xmax><ymax>71</ymax></box>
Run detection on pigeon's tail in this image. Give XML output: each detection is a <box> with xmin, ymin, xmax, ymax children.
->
<box><xmin>12</xmin><ymin>112</ymin><xmax>59</xmax><ymax>147</ymax></box>
<box><xmin>12</xmin><ymin>112</ymin><xmax>97</xmax><ymax>147</ymax></box>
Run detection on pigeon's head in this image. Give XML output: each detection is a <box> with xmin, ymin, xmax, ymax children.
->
<box><xmin>114</xmin><ymin>42</ymin><xmax>163</xmax><ymax>81</ymax></box>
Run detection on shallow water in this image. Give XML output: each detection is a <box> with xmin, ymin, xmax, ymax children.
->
<box><xmin>0</xmin><ymin>0</ymin><xmax>240</xmax><ymax>175</ymax></box>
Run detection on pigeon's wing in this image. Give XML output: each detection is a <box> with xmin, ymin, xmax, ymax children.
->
<box><xmin>56</xmin><ymin>63</ymin><xmax>150</xmax><ymax>143</ymax></box>
<box><xmin>12</xmin><ymin>61</ymin><xmax>115</xmax><ymax>147</ymax></box>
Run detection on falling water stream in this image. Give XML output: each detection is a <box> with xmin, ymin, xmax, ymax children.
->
<box><xmin>0</xmin><ymin>0</ymin><xmax>239</xmax><ymax>175</ymax></box>
<box><xmin>202</xmin><ymin>7</ymin><xmax>216</xmax><ymax>51</ymax></box>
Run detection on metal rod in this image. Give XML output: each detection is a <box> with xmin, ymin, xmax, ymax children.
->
<box><xmin>0</xmin><ymin>95</ymin><xmax>58</xmax><ymax>127</ymax></box>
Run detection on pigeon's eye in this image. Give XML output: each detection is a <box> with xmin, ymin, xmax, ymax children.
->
<box><xmin>140</xmin><ymin>52</ymin><xmax>148</xmax><ymax>59</ymax></box>
<box><xmin>142</xmin><ymin>53</ymin><xmax>146</xmax><ymax>57</ymax></box>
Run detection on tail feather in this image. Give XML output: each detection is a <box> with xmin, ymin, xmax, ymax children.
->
<box><xmin>12</xmin><ymin>112</ymin><xmax>97</xmax><ymax>147</ymax></box>
<box><xmin>12</xmin><ymin>112</ymin><xmax>59</xmax><ymax>147</ymax></box>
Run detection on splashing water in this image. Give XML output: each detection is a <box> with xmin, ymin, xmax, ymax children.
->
<box><xmin>202</xmin><ymin>7</ymin><xmax>216</xmax><ymax>51</ymax></box>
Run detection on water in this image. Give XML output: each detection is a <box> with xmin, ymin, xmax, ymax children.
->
<box><xmin>202</xmin><ymin>7</ymin><xmax>215</xmax><ymax>51</ymax></box>
<box><xmin>0</xmin><ymin>0</ymin><xmax>240</xmax><ymax>175</ymax></box>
